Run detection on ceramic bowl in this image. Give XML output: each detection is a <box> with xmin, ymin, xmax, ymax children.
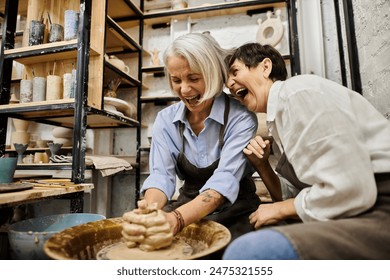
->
<box><xmin>8</xmin><ymin>213</ymin><xmax>106</xmax><ymax>260</ymax></box>
<box><xmin>36</xmin><ymin>139</ymin><xmax>50</xmax><ymax>148</ymax></box>
<box><xmin>52</xmin><ymin>127</ymin><xmax>73</xmax><ymax>138</ymax></box>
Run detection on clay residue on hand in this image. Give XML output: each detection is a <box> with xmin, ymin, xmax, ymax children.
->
<box><xmin>121</xmin><ymin>201</ymin><xmax>173</xmax><ymax>251</ymax></box>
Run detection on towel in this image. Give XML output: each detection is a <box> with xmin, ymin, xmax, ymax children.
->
<box><xmin>86</xmin><ymin>155</ymin><xmax>133</xmax><ymax>177</ymax></box>
<box><xmin>50</xmin><ymin>155</ymin><xmax>133</xmax><ymax>177</ymax></box>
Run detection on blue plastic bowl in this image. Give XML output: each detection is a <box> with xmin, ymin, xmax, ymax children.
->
<box><xmin>8</xmin><ymin>213</ymin><xmax>105</xmax><ymax>259</ymax></box>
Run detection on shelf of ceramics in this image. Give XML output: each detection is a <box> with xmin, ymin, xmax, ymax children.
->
<box><xmin>142</xmin><ymin>0</ymin><xmax>285</xmax><ymax>26</ymax></box>
<box><xmin>104</xmin><ymin>97</ymin><xmax>137</xmax><ymax>119</ymax></box>
<box><xmin>104</xmin><ymin>59</ymin><xmax>141</xmax><ymax>87</ymax></box>
<box><xmin>0</xmin><ymin>100</ymin><xmax>139</xmax><ymax>128</ymax></box>
<box><xmin>6</xmin><ymin>146</ymin><xmax>73</xmax><ymax>152</ymax></box>
<box><xmin>14</xmin><ymin>162</ymin><xmax>94</xmax><ymax>169</ymax></box>
<box><xmin>3</xmin><ymin>39</ymin><xmax>99</xmax><ymax>65</ymax></box>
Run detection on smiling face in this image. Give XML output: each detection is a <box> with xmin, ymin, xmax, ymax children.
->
<box><xmin>166</xmin><ymin>55</ymin><xmax>214</xmax><ymax>115</ymax></box>
<box><xmin>226</xmin><ymin>58</ymin><xmax>273</xmax><ymax>113</ymax></box>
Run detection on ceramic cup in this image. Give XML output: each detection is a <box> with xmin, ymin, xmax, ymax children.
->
<box><xmin>29</xmin><ymin>20</ymin><xmax>45</xmax><ymax>46</ymax></box>
<box><xmin>46</xmin><ymin>75</ymin><xmax>62</xmax><ymax>100</ymax></box>
<box><xmin>64</xmin><ymin>10</ymin><xmax>79</xmax><ymax>40</ymax></box>
<box><xmin>70</xmin><ymin>69</ymin><xmax>77</xmax><ymax>98</ymax></box>
<box><xmin>109</xmin><ymin>58</ymin><xmax>129</xmax><ymax>74</ymax></box>
<box><xmin>32</xmin><ymin>76</ymin><xmax>46</xmax><ymax>102</ymax></box>
<box><xmin>63</xmin><ymin>73</ymin><xmax>73</xmax><ymax>99</ymax></box>
<box><xmin>20</xmin><ymin>79</ymin><xmax>33</xmax><ymax>103</ymax></box>
<box><xmin>11</xmin><ymin>131</ymin><xmax>30</xmax><ymax>145</ymax></box>
<box><xmin>34</xmin><ymin>152</ymin><xmax>49</xmax><ymax>164</ymax></box>
<box><xmin>49</xmin><ymin>23</ymin><xmax>64</xmax><ymax>43</ymax></box>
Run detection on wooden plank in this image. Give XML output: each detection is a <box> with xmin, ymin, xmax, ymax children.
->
<box><xmin>0</xmin><ymin>183</ymin><xmax>94</xmax><ymax>207</ymax></box>
<box><xmin>0</xmin><ymin>98</ymin><xmax>74</xmax><ymax>109</ymax></box>
<box><xmin>4</xmin><ymin>40</ymin><xmax>100</xmax><ymax>65</ymax></box>
<box><xmin>107</xmin><ymin>0</ymin><xmax>138</xmax><ymax>19</ymax></box>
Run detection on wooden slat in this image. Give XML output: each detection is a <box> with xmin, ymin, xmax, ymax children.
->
<box><xmin>0</xmin><ymin>183</ymin><xmax>94</xmax><ymax>207</ymax></box>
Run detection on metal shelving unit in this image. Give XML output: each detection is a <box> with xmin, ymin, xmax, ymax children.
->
<box><xmin>0</xmin><ymin>0</ymin><xmax>142</xmax><ymax>184</ymax></box>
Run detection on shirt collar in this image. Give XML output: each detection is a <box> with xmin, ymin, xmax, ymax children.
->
<box><xmin>172</xmin><ymin>93</ymin><xmax>225</xmax><ymax>125</ymax></box>
<box><xmin>266</xmin><ymin>80</ymin><xmax>283</xmax><ymax>123</ymax></box>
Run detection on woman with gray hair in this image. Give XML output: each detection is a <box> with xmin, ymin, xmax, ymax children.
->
<box><xmin>123</xmin><ymin>33</ymin><xmax>260</xmax><ymax>242</ymax></box>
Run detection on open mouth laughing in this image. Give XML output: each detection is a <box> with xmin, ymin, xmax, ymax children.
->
<box><xmin>184</xmin><ymin>94</ymin><xmax>200</xmax><ymax>105</ymax></box>
<box><xmin>233</xmin><ymin>88</ymin><xmax>248</xmax><ymax>98</ymax></box>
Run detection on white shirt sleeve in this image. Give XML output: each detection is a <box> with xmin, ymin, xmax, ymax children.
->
<box><xmin>277</xmin><ymin>87</ymin><xmax>377</xmax><ymax>222</ymax></box>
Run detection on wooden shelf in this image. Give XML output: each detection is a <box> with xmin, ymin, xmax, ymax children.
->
<box><xmin>0</xmin><ymin>183</ymin><xmax>94</xmax><ymax>208</ymax></box>
<box><xmin>0</xmin><ymin>100</ymin><xmax>139</xmax><ymax>128</ymax></box>
<box><xmin>3</xmin><ymin>40</ymin><xmax>99</xmax><ymax>65</ymax></box>
<box><xmin>142</xmin><ymin>65</ymin><xmax>165</xmax><ymax>73</ymax></box>
<box><xmin>104</xmin><ymin>59</ymin><xmax>141</xmax><ymax>87</ymax></box>
<box><xmin>6</xmin><ymin>146</ymin><xmax>73</xmax><ymax>152</ymax></box>
<box><xmin>105</xmin><ymin>15</ymin><xmax>141</xmax><ymax>53</ymax></box>
<box><xmin>0</xmin><ymin>30</ymin><xmax>23</xmax><ymax>39</ymax></box>
<box><xmin>107</xmin><ymin>0</ymin><xmax>142</xmax><ymax>20</ymax></box>
<box><xmin>0</xmin><ymin>0</ymin><xmax>28</xmax><ymax>16</ymax></box>
<box><xmin>15</xmin><ymin>162</ymin><xmax>94</xmax><ymax>170</ymax></box>
<box><xmin>142</xmin><ymin>0</ymin><xmax>284</xmax><ymax>26</ymax></box>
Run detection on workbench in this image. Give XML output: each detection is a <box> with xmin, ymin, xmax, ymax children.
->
<box><xmin>0</xmin><ymin>182</ymin><xmax>94</xmax><ymax>213</ymax></box>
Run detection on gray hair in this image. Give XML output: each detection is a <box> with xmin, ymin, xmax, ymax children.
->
<box><xmin>163</xmin><ymin>33</ymin><xmax>229</xmax><ymax>102</ymax></box>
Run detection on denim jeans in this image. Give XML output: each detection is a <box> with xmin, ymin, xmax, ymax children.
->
<box><xmin>222</xmin><ymin>229</ymin><xmax>299</xmax><ymax>260</ymax></box>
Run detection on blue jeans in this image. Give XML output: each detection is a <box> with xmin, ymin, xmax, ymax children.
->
<box><xmin>222</xmin><ymin>229</ymin><xmax>299</xmax><ymax>260</ymax></box>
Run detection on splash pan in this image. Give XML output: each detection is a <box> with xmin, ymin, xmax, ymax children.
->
<box><xmin>44</xmin><ymin>218</ymin><xmax>231</xmax><ymax>260</ymax></box>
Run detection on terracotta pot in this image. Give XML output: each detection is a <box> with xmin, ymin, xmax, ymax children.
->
<box><xmin>11</xmin><ymin>131</ymin><xmax>30</xmax><ymax>145</ymax></box>
<box><xmin>52</xmin><ymin>127</ymin><xmax>73</xmax><ymax>138</ymax></box>
<box><xmin>12</xmin><ymin>119</ymin><xmax>30</xmax><ymax>132</ymax></box>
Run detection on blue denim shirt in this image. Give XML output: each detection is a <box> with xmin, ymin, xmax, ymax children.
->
<box><xmin>142</xmin><ymin>93</ymin><xmax>257</xmax><ymax>204</ymax></box>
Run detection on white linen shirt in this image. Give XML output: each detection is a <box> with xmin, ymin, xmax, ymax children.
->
<box><xmin>267</xmin><ymin>75</ymin><xmax>390</xmax><ymax>222</ymax></box>
<box><xmin>142</xmin><ymin>93</ymin><xmax>257</xmax><ymax>204</ymax></box>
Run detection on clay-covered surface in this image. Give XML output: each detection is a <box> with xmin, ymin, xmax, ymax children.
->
<box><xmin>44</xmin><ymin>218</ymin><xmax>231</xmax><ymax>260</ymax></box>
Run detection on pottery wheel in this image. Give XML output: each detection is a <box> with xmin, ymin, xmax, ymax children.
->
<box><xmin>96</xmin><ymin>236</ymin><xmax>208</xmax><ymax>260</ymax></box>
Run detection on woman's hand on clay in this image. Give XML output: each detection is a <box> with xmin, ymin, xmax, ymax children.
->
<box><xmin>121</xmin><ymin>201</ymin><xmax>174</xmax><ymax>251</ymax></box>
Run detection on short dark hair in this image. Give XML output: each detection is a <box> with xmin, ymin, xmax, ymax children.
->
<box><xmin>226</xmin><ymin>43</ymin><xmax>287</xmax><ymax>81</ymax></box>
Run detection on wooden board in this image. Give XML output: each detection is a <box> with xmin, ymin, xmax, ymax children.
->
<box><xmin>0</xmin><ymin>183</ymin><xmax>93</xmax><ymax>207</ymax></box>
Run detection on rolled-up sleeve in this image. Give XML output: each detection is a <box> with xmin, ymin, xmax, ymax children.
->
<box><xmin>279</xmin><ymin>89</ymin><xmax>377</xmax><ymax>222</ymax></box>
<box><xmin>141</xmin><ymin>109</ymin><xmax>180</xmax><ymax>199</ymax></box>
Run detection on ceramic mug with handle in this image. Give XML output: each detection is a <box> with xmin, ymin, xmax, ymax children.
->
<box><xmin>109</xmin><ymin>57</ymin><xmax>130</xmax><ymax>74</ymax></box>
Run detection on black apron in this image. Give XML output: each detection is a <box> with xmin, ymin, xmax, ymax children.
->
<box><xmin>274</xmin><ymin>150</ymin><xmax>390</xmax><ymax>259</ymax></box>
<box><xmin>164</xmin><ymin>94</ymin><xmax>260</xmax><ymax>241</ymax></box>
